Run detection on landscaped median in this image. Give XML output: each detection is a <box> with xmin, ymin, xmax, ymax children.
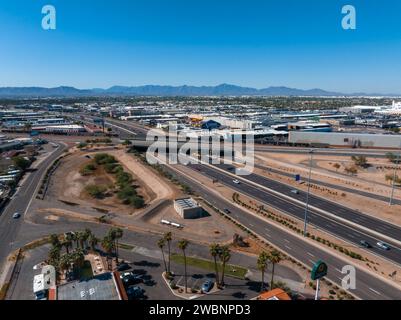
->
<box><xmin>170</xmin><ymin>253</ymin><xmax>248</xmax><ymax>280</ymax></box>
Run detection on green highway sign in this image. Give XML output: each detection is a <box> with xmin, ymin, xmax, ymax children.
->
<box><xmin>311</xmin><ymin>260</ymin><xmax>328</xmax><ymax>280</ymax></box>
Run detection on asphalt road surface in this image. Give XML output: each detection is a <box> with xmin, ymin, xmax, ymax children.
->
<box><xmin>0</xmin><ymin>142</ymin><xmax>67</xmax><ymax>269</ymax></box>
<box><xmin>166</xmin><ymin>164</ymin><xmax>401</xmax><ymax>300</ymax></box>
<box><xmin>189</xmin><ymin>163</ymin><xmax>401</xmax><ymax>266</ymax></box>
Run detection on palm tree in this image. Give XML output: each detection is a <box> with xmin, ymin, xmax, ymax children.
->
<box><xmin>59</xmin><ymin>254</ymin><xmax>70</xmax><ymax>279</ymax></box>
<box><xmin>101</xmin><ymin>236</ymin><xmax>114</xmax><ymax>270</ymax></box>
<box><xmin>257</xmin><ymin>252</ymin><xmax>269</xmax><ymax>292</ymax></box>
<box><xmin>157</xmin><ymin>238</ymin><xmax>168</xmax><ymax>274</ymax></box>
<box><xmin>48</xmin><ymin>246</ymin><xmax>61</xmax><ymax>267</ymax></box>
<box><xmin>178</xmin><ymin>239</ymin><xmax>189</xmax><ymax>293</ymax></box>
<box><xmin>209</xmin><ymin>243</ymin><xmax>221</xmax><ymax>286</ymax></box>
<box><xmin>77</xmin><ymin>231</ymin><xmax>85</xmax><ymax>249</ymax></box>
<box><xmin>64</xmin><ymin>233</ymin><xmax>73</xmax><ymax>254</ymax></box>
<box><xmin>82</xmin><ymin>228</ymin><xmax>92</xmax><ymax>249</ymax></box>
<box><xmin>108</xmin><ymin>228</ymin><xmax>123</xmax><ymax>264</ymax></box>
<box><xmin>268</xmin><ymin>249</ymin><xmax>282</xmax><ymax>290</ymax></box>
<box><xmin>88</xmin><ymin>234</ymin><xmax>99</xmax><ymax>252</ymax></box>
<box><xmin>164</xmin><ymin>232</ymin><xmax>172</xmax><ymax>274</ymax></box>
<box><xmin>219</xmin><ymin>246</ymin><xmax>231</xmax><ymax>286</ymax></box>
<box><xmin>50</xmin><ymin>234</ymin><xmax>60</xmax><ymax>248</ymax></box>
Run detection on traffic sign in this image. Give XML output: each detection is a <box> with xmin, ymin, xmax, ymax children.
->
<box><xmin>311</xmin><ymin>260</ymin><xmax>328</xmax><ymax>280</ymax></box>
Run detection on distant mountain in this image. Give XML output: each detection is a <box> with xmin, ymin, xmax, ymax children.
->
<box><xmin>0</xmin><ymin>84</ymin><xmax>394</xmax><ymax>97</ymax></box>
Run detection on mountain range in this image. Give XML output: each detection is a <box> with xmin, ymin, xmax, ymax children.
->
<box><xmin>0</xmin><ymin>84</ymin><xmax>397</xmax><ymax>97</ymax></box>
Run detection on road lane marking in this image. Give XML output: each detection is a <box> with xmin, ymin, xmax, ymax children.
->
<box><xmin>264</xmin><ymin>233</ymin><xmax>271</xmax><ymax>238</ymax></box>
<box><xmin>285</xmin><ymin>245</ymin><xmax>292</xmax><ymax>250</ymax></box>
<box><xmin>308</xmin><ymin>259</ymin><xmax>315</xmax><ymax>264</ymax></box>
<box><xmin>307</xmin><ymin>252</ymin><xmax>315</xmax><ymax>258</ymax></box>
<box><xmin>284</xmin><ymin>239</ymin><xmax>290</xmax><ymax>244</ymax></box>
<box><xmin>369</xmin><ymin>288</ymin><xmax>381</xmax><ymax>296</ymax></box>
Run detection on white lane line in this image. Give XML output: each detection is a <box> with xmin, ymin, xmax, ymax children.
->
<box><xmin>308</xmin><ymin>259</ymin><xmax>315</xmax><ymax>265</ymax></box>
<box><xmin>369</xmin><ymin>288</ymin><xmax>381</xmax><ymax>296</ymax></box>
<box><xmin>284</xmin><ymin>239</ymin><xmax>290</xmax><ymax>244</ymax></box>
<box><xmin>249</xmin><ymin>223</ymin><xmax>254</xmax><ymax>227</ymax></box>
<box><xmin>335</xmin><ymin>268</ymin><xmax>342</xmax><ymax>273</ymax></box>
<box><xmin>285</xmin><ymin>245</ymin><xmax>292</xmax><ymax>251</ymax></box>
<box><xmin>265</xmin><ymin>227</ymin><xmax>270</xmax><ymax>232</ymax></box>
<box><xmin>264</xmin><ymin>233</ymin><xmax>271</xmax><ymax>238</ymax></box>
<box><xmin>347</xmin><ymin>234</ymin><xmax>356</xmax><ymax>239</ymax></box>
<box><xmin>307</xmin><ymin>252</ymin><xmax>315</xmax><ymax>258</ymax></box>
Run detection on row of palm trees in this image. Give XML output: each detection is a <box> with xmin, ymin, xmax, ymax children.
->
<box><xmin>257</xmin><ymin>249</ymin><xmax>282</xmax><ymax>292</ymax></box>
<box><xmin>48</xmin><ymin>227</ymin><xmax>124</xmax><ymax>278</ymax></box>
<box><xmin>209</xmin><ymin>243</ymin><xmax>231</xmax><ymax>288</ymax></box>
<box><xmin>157</xmin><ymin>232</ymin><xmax>190</xmax><ymax>293</ymax></box>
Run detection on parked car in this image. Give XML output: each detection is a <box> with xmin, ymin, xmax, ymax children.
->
<box><xmin>201</xmin><ymin>280</ymin><xmax>214</xmax><ymax>293</ymax></box>
<box><xmin>360</xmin><ymin>240</ymin><xmax>371</xmax><ymax>248</ymax></box>
<box><xmin>123</xmin><ymin>274</ymin><xmax>144</xmax><ymax>286</ymax></box>
<box><xmin>233</xmin><ymin>179</ymin><xmax>241</xmax><ymax>184</ymax></box>
<box><xmin>117</xmin><ymin>263</ymin><xmax>131</xmax><ymax>272</ymax></box>
<box><xmin>126</xmin><ymin>286</ymin><xmax>145</xmax><ymax>299</ymax></box>
<box><xmin>12</xmin><ymin>212</ymin><xmax>21</xmax><ymax>219</ymax></box>
<box><xmin>377</xmin><ymin>241</ymin><xmax>391</xmax><ymax>250</ymax></box>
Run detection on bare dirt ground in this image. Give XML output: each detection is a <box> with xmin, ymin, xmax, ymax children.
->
<box><xmin>254</xmin><ymin>153</ymin><xmax>401</xmax><ymax>225</ymax></box>
<box><xmin>45</xmin><ymin>147</ymin><xmax>241</xmax><ymax>244</ymax></box>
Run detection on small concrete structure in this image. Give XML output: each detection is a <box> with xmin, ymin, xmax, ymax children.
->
<box><xmin>174</xmin><ymin>198</ymin><xmax>203</xmax><ymax>219</ymax></box>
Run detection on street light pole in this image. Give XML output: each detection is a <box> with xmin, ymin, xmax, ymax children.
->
<box><xmin>303</xmin><ymin>149</ymin><xmax>314</xmax><ymax>236</ymax></box>
<box><xmin>389</xmin><ymin>150</ymin><xmax>401</xmax><ymax>206</ymax></box>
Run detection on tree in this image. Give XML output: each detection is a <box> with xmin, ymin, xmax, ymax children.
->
<box><xmin>76</xmin><ymin>231</ymin><xmax>86</xmax><ymax>249</ymax></box>
<box><xmin>63</xmin><ymin>233</ymin><xmax>73</xmax><ymax>254</ymax></box>
<box><xmin>351</xmin><ymin>156</ymin><xmax>368</xmax><ymax>168</ymax></box>
<box><xmin>333</xmin><ymin>163</ymin><xmax>341</xmax><ymax>172</ymax></box>
<box><xmin>85</xmin><ymin>184</ymin><xmax>108</xmax><ymax>199</ymax></box>
<box><xmin>386</xmin><ymin>152</ymin><xmax>400</xmax><ymax>164</ymax></box>
<box><xmin>158</xmin><ymin>238</ymin><xmax>168</xmax><ymax>274</ymax></box>
<box><xmin>48</xmin><ymin>246</ymin><xmax>61</xmax><ymax>267</ymax></box>
<box><xmin>164</xmin><ymin>232</ymin><xmax>173</xmax><ymax>274</ymax></box>
<box><xmin>108</xmin><ymin>228</ymin><xmax>123</xmax><ymax>264</ymax></box>
<box><xmin>101</xmin><ymin>236</ymin><xmax>114</xmax><ymax>270</ymax></box>
<box><xmin>209</xmin><ymin>243</ymin><xmax>221</xmax><ymax>286</ymax></box>
<box><xmin>257</xmin><ymin>252</ymin><xmax>269</xmax><ymax>292</ymax></box>
<box><xmin>88</xmin><ymin>233</ymin><xmax>99</xmax><ymax>251</ymax></box>
<box><xmin>344</xmin><ymin>165</ymin><xmax>358</xmax><ymax>176</ymax></box>
<box><xmin>12</xmin><ymin>156</ymin><xmax>31</xmax><ymax>171</ymax></box>
<box><xmin>219</xmin><ymin>246</ymin><xmax>231</xmax><ymax>286</ymax></box>
<box><xmin>268</xmin><ymin>250</ymin><xmax>282</xmax><ymax>290</ymax></box>
<box><xmin>50</xmin><ymin>234</ymin><xmax>60</xmax><ymax>248</ymax></box>
<box><xmin>178</xmin><ymin>239</ymin><xmax>189</xmax><ymax>293</ymax></box>
<box><xmin>123</xmin><ymin>140</ymin><xmax>132</xmax><ymax>146</ymax></box>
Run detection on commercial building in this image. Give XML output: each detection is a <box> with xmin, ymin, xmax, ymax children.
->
<box><xmin>256</xmin><ymin>288</ymin><xmax>292</xmax><ymax>301</ymax></box>
<box><xmin>174</xmin><ymin>198</ymin><xmax>204</xmax><ymax>219</ymax></box>
<box><xmin>57</xmin><ymin>272</ymin><xmax>124</xmax><ymax>300</ymax></box>
<box><xmin>289</xmin><ymin>131</ymin><xmax>401</xmax><ymax>148</ymax></box>
<box><xmin>33</xmin><ymin>265</ymin><xmax>56</xmax><ymax>300</ymax></box>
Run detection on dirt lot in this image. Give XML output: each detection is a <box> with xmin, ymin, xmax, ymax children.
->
<box><xmin>254</xmin><ymin>153</ymin><xmax>401</xmax><ymax>225</ymax></box>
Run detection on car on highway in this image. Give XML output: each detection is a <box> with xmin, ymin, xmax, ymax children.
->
<box><xmin>360</xmin><ymin>240</ymin><xmax>372</xmax><ymax>248</ymax></box>
<box><xmin>233</xmin><ymin>179</ymin><xmax>241</xmax><ymax>184</ymax></box>
<box><xmin>12</xmin><ymin>212</ymin><xmax>21</xmax><ymax>219</ymax></box>
<box><xmin>223</xmin><ymin>208</ymin><xmax>231</xmax><ymax>214</ymax></box>
<box><xmin>126</xmin><ymin>286</ymin><xmax>145</xmax><ymax>300</ymax></box>
<box><xmin>291</xmin><ymin>189</ymin><xmax>300</xmax><ymax>195</ymax></box>
<box><xmin>201</xmin><ymin>280</ymin><xmax>214</xmax><ymax>293</ymax></box>
<box><xmin>377</xmin><ymin>241</ymin><xmax>391</xmax><ymax>250</ymax></box>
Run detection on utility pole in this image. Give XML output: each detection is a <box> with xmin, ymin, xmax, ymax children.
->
<box><xmin>389</xmin><ymin>150</ymin><xmax>401</xmax><ymax>206</ymax></box>
<box><xmin>303</xmin><ymin>149</ymin><xmax>314</xmax><ymax>236</ymax></box>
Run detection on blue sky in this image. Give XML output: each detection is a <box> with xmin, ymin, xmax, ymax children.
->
<box><xmin>1</xmin><ymin>0</ymin><xmax>401</xmax><ymax>93</ymax></box>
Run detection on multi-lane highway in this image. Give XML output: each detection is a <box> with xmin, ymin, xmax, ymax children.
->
<box><xmin>188</xmin><ymin>163</ymin><xmax>401</xmax><ymax>266</ymax></box>
<box><xmin>164</xmin><ymin>164</ymin><xmax>401</xmax><ymax>300</ymax></box>
<box><xmin>0</xmin><ymin>142</ymin><xmax>67</xmax><ymax>268</ymax></box>
<box><xmin>252</xmin><ymin>162</ymin><xmax>401</xmax><ymax>205</ymax></box>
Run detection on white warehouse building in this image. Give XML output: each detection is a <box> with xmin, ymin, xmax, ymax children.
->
<box><xmin>289</xmin><ymin>131</ymin><xmax>401</xmax><ymax>148</ymax></box>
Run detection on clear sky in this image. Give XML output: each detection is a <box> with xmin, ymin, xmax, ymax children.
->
<box><xmin>1</xmin><ymin>0</ymin><xmax>401</xmax><ymax>93</ymax></box>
